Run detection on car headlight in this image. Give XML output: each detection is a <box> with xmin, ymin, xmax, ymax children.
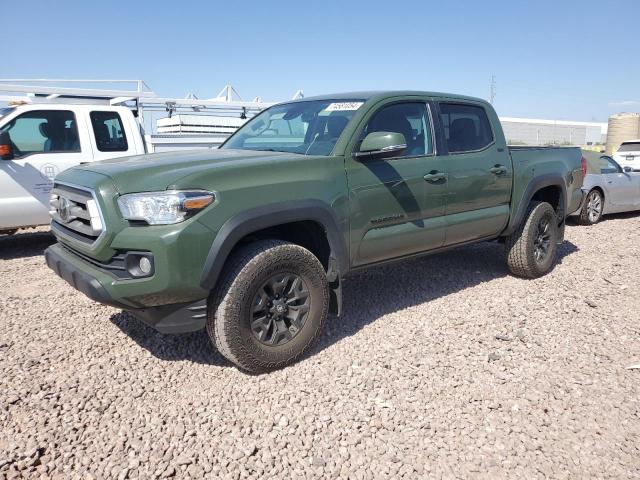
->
<box><xmin>117</xmin><ymin>190</ymin><xmax>215</xmax><ymax>225</ymax></box>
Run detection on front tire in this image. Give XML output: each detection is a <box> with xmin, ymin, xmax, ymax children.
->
<box><xmin>207</xmin><ymin>240</ymin><xmax>329</xmax><ymax>373</ymax></box>
<box><xmin>505</xmin><ymin>201</ymin><xmax>559</xmax><ymax>278</ymax></box>
<box><xmin>578</xmin><ymin>189</ymin><xmax>603</xmax><ymax>225</ymax></box>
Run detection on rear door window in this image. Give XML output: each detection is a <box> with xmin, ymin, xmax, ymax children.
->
<box><xmin>439</xmin><ymin>103</ymin><xmax>494</xmax><ymax>153</ymax></box>
<box><xmin>90</xmin><ymin>111</ymin><xmax>128</xmax><ymax>152</ymax></box>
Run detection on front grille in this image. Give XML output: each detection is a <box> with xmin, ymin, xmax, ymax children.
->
<box><xmin>50</xmin><ymin>183</ymin><xmax>104</xmax><ymax>245</ymax></box>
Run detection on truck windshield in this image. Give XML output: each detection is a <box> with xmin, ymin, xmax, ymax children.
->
<box><xmin>618</xmin><ymin>142</ymin><xmax>640</xmax><ymax>152</ymax></box>
<box><xmin>221</xmin><ymin>99</ymin><xmax>364</xmax><ymax>156</ymax></box>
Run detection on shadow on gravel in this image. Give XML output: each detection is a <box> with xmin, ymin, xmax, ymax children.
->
<box><xmin>109</xmin><ymin>311</ymin><xmax>229</xmax><ymax>366</ymax></box>
<box><xmin>108</xmin><ymin>239</ymin><xmax>578</xmax><ymax>368</ymax></box>
<box><xmin>313</xmin><ymin>239</ymin><xmax>579</xmax><ymax>352</ymax></box>
<box><xmin>0</xmin><ymin>230</ymin><xmax>55</xmax><ymax>260</ymax></box>
<box><xmin>600</xmin><ymin>210</ymin><xmax>640</xmax><ymax>222</ymax></box>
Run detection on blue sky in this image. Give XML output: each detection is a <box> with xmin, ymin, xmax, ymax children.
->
<box><xmin>3</xmin><ymin>0</ymin><xmax>639</xmax><ymax>122</ymax></box>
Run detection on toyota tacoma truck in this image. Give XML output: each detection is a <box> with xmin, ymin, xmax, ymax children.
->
<box><xmin>44</xmin><ymin>91</ymin><xmax>585</xmax><ymax>373</ymax></box>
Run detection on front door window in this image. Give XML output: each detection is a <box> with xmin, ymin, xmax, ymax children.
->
<box><xmin>0</xmin><ymin>110</ymin><xmax>80</xmax><ymax>158</ymax></box>
<box><xmin>360</xmin><ymin>102</ymin><xmax>433</xmax><ymax>157</ymax></box>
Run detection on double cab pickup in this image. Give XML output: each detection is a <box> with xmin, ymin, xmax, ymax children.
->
<box><xmin>45</xmin><ymin>91</ymin><xmax>585</xmax><ymax>372</ymax></box>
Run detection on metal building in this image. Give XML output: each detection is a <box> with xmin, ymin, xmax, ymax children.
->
<box><xmin>500</xmin><ymin>117</ymin><xmax>607</xmax><ymax>146</ymax></box>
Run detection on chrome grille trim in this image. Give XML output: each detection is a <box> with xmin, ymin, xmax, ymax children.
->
<box><xmin>50</xmin><ymin>181</ymin><xmax>106</xmax><ymax>249</ymax></box>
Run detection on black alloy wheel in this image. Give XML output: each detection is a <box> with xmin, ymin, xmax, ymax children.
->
<box><xmin>250</xmin><ymin>273</ymin><xmax>311</xmax><ymax>346</ymax></box>
<box><xmin>533</xmin><ymin>216</ymin><xmax>552</xmax><ymax>264</ymax></box>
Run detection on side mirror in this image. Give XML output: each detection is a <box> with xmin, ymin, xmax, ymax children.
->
<box><xmin>0</xmin><ymin>132</ymin><xmax>13</xmax><ymax>160</ymax></box>
<box><xmin>353</xmin><ymin>131</ymin><xmax>406</xmax><ymax>160</ymax></box>
<box><xmin>624</xmin><ymin>166</ymin><xmax>634</xmax><ymax>173</ymax></box>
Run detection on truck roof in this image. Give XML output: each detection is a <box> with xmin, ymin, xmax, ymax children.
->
<box><xmin>290</xmin><ymin>90</ymin><xmax>489</xmax><ymax>105</ymax></box>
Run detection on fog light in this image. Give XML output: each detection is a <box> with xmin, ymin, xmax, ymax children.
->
<box><xmin>139</xmin><ymin>256</ymin><xmax>152</xmax><ymax>275</ymax></box>
<box><xmin>124</xmin><ymin>252</ymin><xmax>154</xmax><ymax>278</ymax></box>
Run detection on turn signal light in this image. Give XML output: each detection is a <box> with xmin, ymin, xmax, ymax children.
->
<box><xmin>183</xmin><ymin>195</ymin><xmax>214</xmax><ymax>210</ymax></box>
<box><xmin>581</xmin><ymin>156</ymin><xmax>587</xmax><ymax>177</ymax></box>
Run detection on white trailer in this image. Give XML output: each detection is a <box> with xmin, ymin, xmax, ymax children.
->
<box><xmin>0</xmin><ymin>79</ymin><xmax>281</xmax><ymax>233</ymax></box>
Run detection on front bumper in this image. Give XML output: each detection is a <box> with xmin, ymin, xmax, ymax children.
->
<box><xmin>45</xmin><ymin>244</ymin><xmax>208</xmax><ymax>333</ymax></box>
<box><xmin>45</xmin><ymin>243</ymin><xmax>125</xmax><ymax>308</ymax></box>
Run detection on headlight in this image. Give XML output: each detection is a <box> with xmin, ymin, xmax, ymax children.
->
<box><xmin>117</xmin><ymin>190</ymin><xmax>215</xmax><ymax>225</ymax></box>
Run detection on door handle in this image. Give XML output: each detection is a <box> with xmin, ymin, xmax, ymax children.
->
<box><xmin>423</xmin><ymin>171</ymin><xmax>447</xmax><ymax>183</ymax></box>
<box><xmin>489</xmin><ymin>165</ymin><xmax>508</xmax><ymax>175</ymax></box>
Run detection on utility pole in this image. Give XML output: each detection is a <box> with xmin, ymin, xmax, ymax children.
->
<box><xmin>489</xmin><ymin>75</ymin><xmax>496</xmax><ymax>104</ymax></box>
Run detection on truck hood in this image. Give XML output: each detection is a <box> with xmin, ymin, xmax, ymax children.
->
<box><xmin>72</xmin><ymin>148</ymin><xmax>296</xmax><ymax>192</ymax></box>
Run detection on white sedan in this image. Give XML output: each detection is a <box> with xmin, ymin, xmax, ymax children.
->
<box><xmin>573</xmin><ymin>153</ymin><xmax>640</xmax><ymax>225</ymax></box>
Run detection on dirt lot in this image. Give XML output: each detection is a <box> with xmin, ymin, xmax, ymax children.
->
<box><xmin>1</xmin><ymin>216</ymin><xmax>639</xmax><ymax>479</ymax></box>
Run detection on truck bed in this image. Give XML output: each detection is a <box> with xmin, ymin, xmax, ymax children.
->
<box><xmin>508</xmin><ymin>145</ymin><xmax>584</xmax><ymax>219</ymax></box>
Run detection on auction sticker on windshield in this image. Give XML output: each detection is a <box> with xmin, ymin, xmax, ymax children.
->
<box><xmin>324</xmin><ymin>102</ymin><xmax>364</xmax><ymax>111</ymax></box>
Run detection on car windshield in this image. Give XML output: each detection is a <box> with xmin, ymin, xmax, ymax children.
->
<box><xmin>618</xmin><ymin>142</ymin><xmax>640</xmax><ymax>152</ymax></box>
<box><xmin>221</xmin><ymin>99</ymin><xmax>364</xmax><ymax>156</ymax></box>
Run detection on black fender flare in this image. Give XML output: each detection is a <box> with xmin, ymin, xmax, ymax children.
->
<box><xmin>502</xmin><ymin>174</ymin><xmax>567</xmax><ymax>237</ymax></box>
<box><xmin>199</xmin><ymin>200</ymin><xmax>349</xmax><ymax>293</ymax></box>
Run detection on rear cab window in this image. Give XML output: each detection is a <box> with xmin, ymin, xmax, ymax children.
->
<box><xmin>90</xmin><ymin>111</ymin><xmax>128</xmax><ymax>152</ymax></box>
<box><xmin>438</xmin><ymin>103</ymin><xmax>494</xmax><ymax>153</ymax></box>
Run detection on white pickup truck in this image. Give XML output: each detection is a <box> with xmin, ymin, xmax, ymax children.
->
<box><xmin>0</xmin><ymin>102</ymin><xmax>247</xmax><ymax>234</ymax></box>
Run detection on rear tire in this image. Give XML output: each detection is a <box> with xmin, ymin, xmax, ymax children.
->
<box><xmin>207</xmin><ymin>240</ymin><xmax>329</xmax><ymax>373</ymax></box>
<box><xmin>578</xmin><ymin>189</ymin><xmax>603</xmax><ymax>225</ymax></box>
<box><xmin>505</xmin><ymin>201</ymin><xmax>559</xmax><ymax>278</ymax></box>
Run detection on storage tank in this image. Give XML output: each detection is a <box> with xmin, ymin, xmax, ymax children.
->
<box><xmin>606</xmin><ymin>113</ymin><xmax>640</xmax><ymax>154</ymax></box>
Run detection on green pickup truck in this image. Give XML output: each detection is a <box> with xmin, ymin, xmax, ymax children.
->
<box><xmin>45</xmin><ymin>91</ymin><xmax>585</xmax><ymax>372</ymax></box>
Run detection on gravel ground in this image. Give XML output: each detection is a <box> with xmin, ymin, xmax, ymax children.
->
<box><xmin>1</xmin><ymin>216</ymin><xmax>639</xmax><ymax>479</ymax></box>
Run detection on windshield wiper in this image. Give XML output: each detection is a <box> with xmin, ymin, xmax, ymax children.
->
<box><xmin>245</xmin><ymin>147</ymin><xmax>304</xmax><ymax>155</ymax></box>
